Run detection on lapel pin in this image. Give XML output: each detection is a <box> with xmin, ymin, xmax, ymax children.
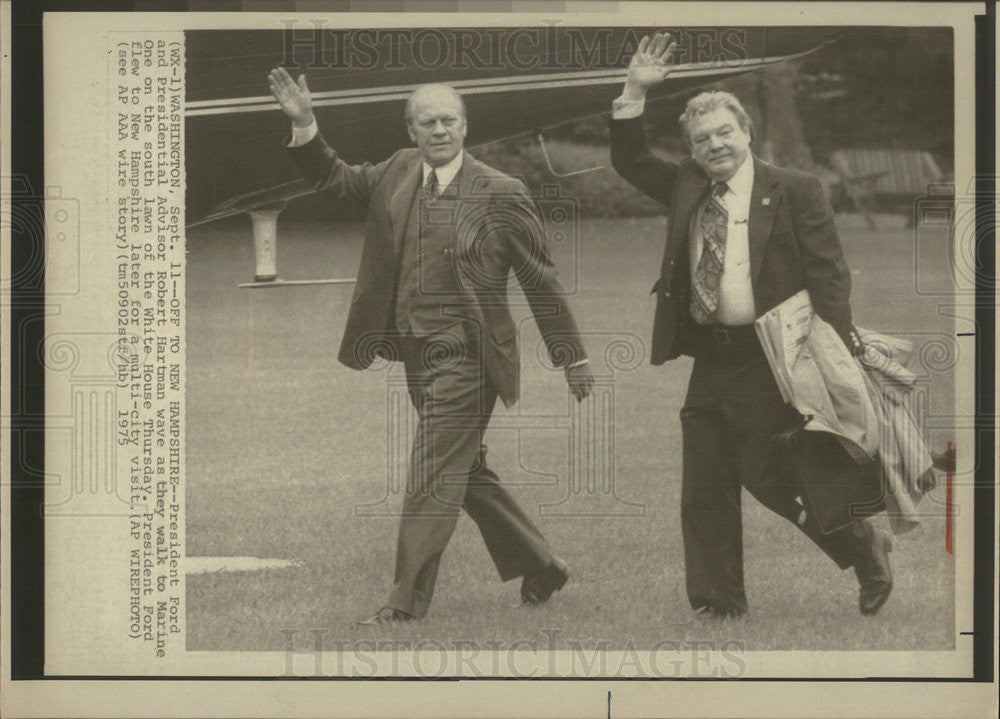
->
<box><xmin>762</xmin><ymin>198</ymin><xmax>771</xmax><ymax>206</ymax></box>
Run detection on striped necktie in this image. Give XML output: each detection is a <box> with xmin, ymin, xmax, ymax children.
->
<box><xmin>425</xmin><ymin>169</ymin><xmax>439</xmax><ymax>200</ymax></box>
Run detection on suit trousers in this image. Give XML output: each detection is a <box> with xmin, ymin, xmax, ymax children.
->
<box><xmin>679</xmin><ymin>348</ymin><xmax>867</xmax><ymax>615</ymax></box>
<box><xmin>386</xmin><ymin>330</ymin><xmax>553</xmax><ymax>618</ymax></box>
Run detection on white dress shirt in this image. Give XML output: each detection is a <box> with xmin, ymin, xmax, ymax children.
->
<box><xmin>420</xmin><ymin>150</ymin><xmax>463</xmax><ymax>194</ymax></box>
<box><xmin>611</xmin><ymin>96</ymin><xmax>646</xmax><ymax>120</ymax></box>
<box><xmin>288</xmin><ymin>117</ymin><xmax>320</xmax><ymax>147</ymax></box>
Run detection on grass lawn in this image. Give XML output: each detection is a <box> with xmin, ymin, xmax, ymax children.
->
<box><xmin>185</xmin><ymin>211</ymin><xmax>956</xmax><ymax>655</ymax></box>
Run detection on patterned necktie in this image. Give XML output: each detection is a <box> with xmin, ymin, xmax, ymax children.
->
<box><xmin>425</xmin><ymin>169</ymin><xmax>439</xmax><ymax>200</ymax></box>
<box><xmin>690</xmin><ymin>182</ymin><xmax>729</xmax><ymax>324</ymax></box>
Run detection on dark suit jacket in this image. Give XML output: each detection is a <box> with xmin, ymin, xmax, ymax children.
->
<box><xmin>287</xmin><ymin>132</ymin><xmax>586</xmax><ymax>407</ymax></box>
<box><xmin>610</xmin><ymin>115</ymin><xmax>853</xmax><ymax>364</ymax></box>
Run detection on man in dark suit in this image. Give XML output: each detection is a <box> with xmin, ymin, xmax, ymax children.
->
<box><xmin>268</xmin><ymin>68</ymin><xmax>594</xmax><ymax>625</ymax></box>
<box><xmin>608</xmin><ymin>34</ymin><xmax>893</xmax><ymax>617</ymax></box>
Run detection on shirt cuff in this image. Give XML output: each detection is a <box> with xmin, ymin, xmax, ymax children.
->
<box><xmin>288</xmin><ymin>118</ymin><xmax>318</xmax><ymax>147</ymax></box>
<box><xmin>567</xmin><ymin>358</ymin><xmax>589</xmax><ymax>369</ymax></box>
<box><xmin>611</xmin><ymin>96</ymin><xmax>645</xmax><ymax>120</ymax></box>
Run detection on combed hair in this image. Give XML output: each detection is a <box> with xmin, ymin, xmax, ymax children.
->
<box><xmin>678</xmin><ymin>91</ymin><xmax>755</xmax><ymax>143</ymax></box>
<box><xmin>404</xmin><ymin>84</ymin><xmax>467</xmax><ymax>124</ymax></box>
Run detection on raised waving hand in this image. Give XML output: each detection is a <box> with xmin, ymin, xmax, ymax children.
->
<box><xmin>268</xmin><ymin>67</ymin><xmax>314</xmax><ymax>128</ymax></box>
<box><xmin>622</xmin><ymin>33</ymin><xmax>678</xmax><ymax>100</ymax></box>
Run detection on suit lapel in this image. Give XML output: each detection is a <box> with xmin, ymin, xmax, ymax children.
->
<box><xmin>748</xmin><ymin>157</ymin><xmax>779</xmax><ymax>287</ymax></box>
<box><xmin>668</xmin><ymin>165</ymin><xmax>709</xmax><ymax>264</ymax></box>
<box><xmin>456</xmin><ymin>151</ymin><xmax>480</xmax><ymax>201</ymax></box>
<box><xmin>455</xmin><ymin>153</ymin><xmax>492</xmax><ymax>253</ymax></box>
<box><xmin>388</xmin><ymin>156</ymin><xmax>423</xmax><ymax>254</ymax></box>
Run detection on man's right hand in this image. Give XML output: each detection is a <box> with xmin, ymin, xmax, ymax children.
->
<box><xmin>268</xmin><ymin>67</ymin><xmax>314</xmax><ymax>129</ymax></box>
<box><xmin>622</xmin><ymin>32</ymin><xmax>678</xmax><ymax>101</ymax></box>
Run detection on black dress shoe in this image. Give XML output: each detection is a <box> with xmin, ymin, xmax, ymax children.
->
<box><xmin>521</xmin><ymin>557</ymin><xmax>570</xmax><ymax>605</ymax></box>
<box><xmin>853</xmin><ymin>524</ymin><xmax>893</xmax><ymax>616</ymax></box>
<box><xmin>355</xmin><ymin>606</ymin><xmax>415</xmax><ymax>627</ymax></box>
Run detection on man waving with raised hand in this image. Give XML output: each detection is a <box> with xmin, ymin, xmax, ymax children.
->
<box><xmin>609</xmin><ymin>34</ymin><xmax>893</xmax><ymax>619</ymax></box>
<box><xmin>269</xmin><ymin>67</ymin><xmax>594</xmax><ymax>626</ymax></box>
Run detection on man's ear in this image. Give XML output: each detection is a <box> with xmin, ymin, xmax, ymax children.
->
<box><xmin>406</xmin><ymin>123</ymin><xmax>416</xmax><ymax>144</ymax></box>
